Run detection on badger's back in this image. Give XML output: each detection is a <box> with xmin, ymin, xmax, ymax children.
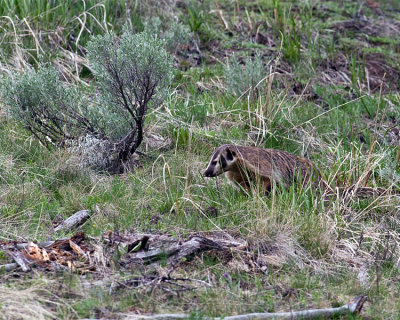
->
<box><xmin>229</xmin><ymin>145</ymin><xmax>320</xmax><ymax>186</ymax></box>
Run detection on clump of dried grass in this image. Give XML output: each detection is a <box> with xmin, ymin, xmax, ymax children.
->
<box><xmin>0</xmin><ymin>285</ymin><xmax>59</xmax><ymax>320</ymax></box>
<box><xmin>66</xmin><ymin>134</ymin><xmax>116</xmax><ymax>170</ymax></box>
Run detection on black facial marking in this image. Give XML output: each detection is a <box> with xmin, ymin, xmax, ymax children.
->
<box><xmin>225</xmin><ymin>149</ymin><xmax>234</xmax><ymax>161</ymax></box>
<box><xmin>220</xmin><ymin>155</ymin><xmax>227</xmax><ymax>168</ymax></box>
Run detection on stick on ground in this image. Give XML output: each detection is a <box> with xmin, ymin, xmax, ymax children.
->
<box><xmin>54</xmin><ymin>210</ymin><xmax>91</xmax><ymax>232</ymax></box>
<box><xmin>119</xmin><ymin>295</ymin><xmax>367</xmax><ymax>320</ymax></box>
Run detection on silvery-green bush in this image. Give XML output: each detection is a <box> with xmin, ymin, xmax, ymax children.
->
<box><xmin>1</xmin><ymin>66</ymin><xmax>98</xmax><ymax>146</ymax></box>
<box><xmin>224</xmin><ymin>53</ymin><xmax>269</xmax><ymax>97</ymax></box>
<box><xmin>1</xmin><ymin>29</ymin><xmax>173</xmax><ymax>172</ymax></box>
<box><xmin>144</xmin><ymin>17</ymin><xmax>193</xmax><ymax>53</ymax></box>
<box><xmin>87</xmin><ymin>30</ymin><xmax>173</xmax><ymax>167</ymax></box>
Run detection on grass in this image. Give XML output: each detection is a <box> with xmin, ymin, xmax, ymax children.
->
<box><xmin>0</xmin><ymin>0</ymin><xmax>400</xmax><ymax>319</ymax></box>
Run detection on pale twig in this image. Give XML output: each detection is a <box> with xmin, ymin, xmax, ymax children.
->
<box><xmin>121</xmin><ymin>295</ymin><xmax>367</xmax><ymax>319</ymax></box>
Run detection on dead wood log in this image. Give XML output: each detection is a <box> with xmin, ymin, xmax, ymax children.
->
<box><xmin>9</xmin><ymin>251</ymin><xmax>31</xmax><ymax>272</ymax></box>
<box><xmin>0</xmin><ymin>263</ymin><xmax>18</xmax><ymax>272</ymax></box>
<box><xmin>132</xmin><ymin>236</ymin><xmax>243</xmax><ymax>265</ymax></box>
<box><xmin>16</xmin><ymin>240</ymin><xmax>57</xmax><ymax>250</ymax></box>
<box><xmin>0</xmin><ymin>233</ymin><xmax>90</xmax><ymax>273</ymax></box>
<box><xmin>54</xmin><ymin>210</ymin><xmax>91</xmax><ymax>232</ymax></box>
<box><xmin>69</xmin><ymin>240</ymin><xmax>88</xmax><ymax>259</ymax></box>
<box><xmin>120</xmin><ymin>295</ymin><xmax>367</xmax><ymax>320</ymax></box>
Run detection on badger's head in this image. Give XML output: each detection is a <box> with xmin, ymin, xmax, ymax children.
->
<box><xmin>203</xmin><ymin>145</ymin><xmax>237</xmax><ymax>177</ymax></box>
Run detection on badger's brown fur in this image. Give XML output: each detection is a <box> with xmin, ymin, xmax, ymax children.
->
<box><xmin>203</xmin><ymin>144</ymin><xmax>321</xmax><ymax>194</ymax></box>
<box><xmin>203</xmin><ymin>144</ymin><xmax>398</xmax><ymax>198</ymax></box>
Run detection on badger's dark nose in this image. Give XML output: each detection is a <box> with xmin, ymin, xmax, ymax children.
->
<box><xmin>203</xmin><ymin>169</ymin><xmax>214</xmax><ymax>177</ymax></box>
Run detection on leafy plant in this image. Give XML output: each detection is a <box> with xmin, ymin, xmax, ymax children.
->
<box><xmin>349</xmin><ymin>54</ymin><xmax>366</xmax><ymax>91</ymax></box>
<box><xmin>281</xmin><ymin>17</ymin><xmax>301</xmax><ymax>63</ymax></box>
<box><xmin>185</xmin><ymin>2</ymin><xmax>204</xmax><ymax>32</ymax></box>
<box><xmin>144</xmin><ymin>17</ymin><xmax>193</xmax><ymax>53</ymax></box>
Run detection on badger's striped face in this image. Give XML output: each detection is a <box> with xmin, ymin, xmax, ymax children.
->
<box><xmin>203</xmin><ymin>146</ymin><xmax>236</xmax><ymax>177</ymax></box>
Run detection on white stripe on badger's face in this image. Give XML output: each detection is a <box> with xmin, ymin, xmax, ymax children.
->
<box><xmin>203</xmin><ymin>149</ymin><xmax>223</xmax><ymax>177</ymax></box>
<box><xmin>203</xmin><ymin>146</ymin><xmax>237</xmax><ymax>177</ymax></box>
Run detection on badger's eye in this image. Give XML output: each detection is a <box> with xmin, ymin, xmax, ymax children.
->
<box><xmin>211</xmin><ymin>161</ymin><xmax>217</xmax><ymax>165</ymax></box>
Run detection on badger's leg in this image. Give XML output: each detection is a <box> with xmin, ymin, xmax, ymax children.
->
<box><xmin>238</xmin><ymin>180</ymin><xmax>251</xmax><ymax>193</ymax></box>
<box><xmin>261</xmin><ymin>177</ymin><xmax>272</xmax><ymax>194</ymax></box>
<box><xmin>226</xmin><ymin>171</ymin><xmax>251</xmax><ymax>193</ymax></box>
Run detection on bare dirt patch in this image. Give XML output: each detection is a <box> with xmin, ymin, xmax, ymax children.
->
<box><xmin>317</xmin><ymin>17</ymin><xmax>400</xmax><ymax>92</ymax></box>
<box><xmin>332</xmin><ymin>18</ymin><xmax>400</xmax><ymax>39</ymax></box>
<box><xmin>319</xmin><ymin>52</ymin><xmax>400</xmax><ymax>93</ymax></box>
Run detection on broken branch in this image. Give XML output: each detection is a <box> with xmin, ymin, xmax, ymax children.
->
<box><xmin>132</xmin><ymin>236</ymin><xmax>244</xmax><ymax>266</ymax></box>
<box><xmin>121</xmin><ymin>295</ymin><xmax>367</xmax><ymax>319</ymax></box>
<box><xmin>9</xmin><ymin>251</ymin><xmax>31</xmax><ymax>272</ymax></box>
<box><xmin>54</xmin><ymin>210</ymin><xmax>91</xmax><ymax>232</ymax></box>
<box><xmin>0</xmin><ymin>263</ymin><xmax>18</xmax><ymax>272</ymax></box>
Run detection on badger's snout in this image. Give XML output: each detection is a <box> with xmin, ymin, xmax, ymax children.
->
<box><xmin>203</xmin><ymin>168</ymin><xmax>216</xmax><ymax>177</ymax></box>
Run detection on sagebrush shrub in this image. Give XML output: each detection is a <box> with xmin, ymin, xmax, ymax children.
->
<box><xmin>87</xmin><ymin>29</ymin><xmax>173</xmax><ymax>167</ymax></box>
<box><xmin>224</xmin><ymin>53</ymin><xmax>269</xmax><ymax>97</ymax></box>
<box><xmin>144</xmin><ymin>17</ymin><xmax>193</xmax><ymax>53</ymax></box>
<box><xmin>0</xmin><ymin>66</ymin><xmax>98</xmax><ymax>146</ymax></box>
<box><xmin>1</xmin><ymin>29</ymin><xmax>173</xmax><ymax>172</ymax></box>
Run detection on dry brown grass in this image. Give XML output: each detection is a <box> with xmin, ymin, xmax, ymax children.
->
<box><xmin>0</xmin><ymin>284</ymin><xmax>60</xmax><ymax>320</ymax></box>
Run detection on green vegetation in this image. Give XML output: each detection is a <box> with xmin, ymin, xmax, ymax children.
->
<box><xmin>0</xmin><ymin>0</ymin><xmax>399</xmax><ymax>319</ymax></box>
<box><xmin>1</xmin><ymin>65</ymin><xmax>94</xmax><ymax>146</ymax></box>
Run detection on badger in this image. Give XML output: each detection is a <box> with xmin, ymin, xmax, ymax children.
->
<box><xmin>203</xmin><ymin>144</ymin><xmax>321</xmax><ymax>194</ymax></box>
<box><xmin>203</xmin><ymin>144</ymin><xmax>397</xmax><ymax>198</ymax></box>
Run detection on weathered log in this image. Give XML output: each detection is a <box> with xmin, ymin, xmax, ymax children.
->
<box><xmin>54</xmin><ymin>210</ymin><xmax>91</xmax><ymax>232</ymax></box>
<box><xmin>120</xmin><ymin>295</ymin><xmax>367</xmax><ymax>320</ymax></box>
<box><xmin>16</xmin><ymin>240</ymin><xmax>56</xmax><ymax>250</ymax></box>
<box><xmin>132</xmin><ymin>236</ymin><xmax>243</xmax><ymax>265</ymax></box>
<box><xmin>0</xmin><ymin>263</ymin><xmax>18</xmax><ymax>272</ymax></box>
<box><xmin>69</xmin><ymin>240</ymin><xmax>88</xmax><ymax>259</ymax></box>
<box><xmin>9</xmin><ymin>251</ymin><xmax>31</xmax><ymax>272</ymax></box>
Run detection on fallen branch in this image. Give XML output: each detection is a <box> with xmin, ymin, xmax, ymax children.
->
<box><xmin>0</xmin><ymin>263</ymin><xmax>18</xmax><ymax>272</ymax></box>
<box><xmin>69</xmin><ymin>240</ymin><xmax>88</xmax><ymax>259</ymax></box>
<box><xmin>9</xmin><ymin>251</ymin><xmax>31</xmax><ymax>272</ymax></box>
<box><xmin>16</xmin><ymin>240</ymin><xmax>57</xmax><ymax>250</ymax></box>
<box><xmin>54</xmin><ymin>210</ymin><xmax>91</xmax><ymax>232</ymax></box>
<box><xmin>131</xmin><ymin>236</ymin><xmax>244</xmax><ymax>265</ymax></box>
<box><xmin>121</xmin><ymin>295</ymin><xmax>367</xmax><ymax>320</ymax></box>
